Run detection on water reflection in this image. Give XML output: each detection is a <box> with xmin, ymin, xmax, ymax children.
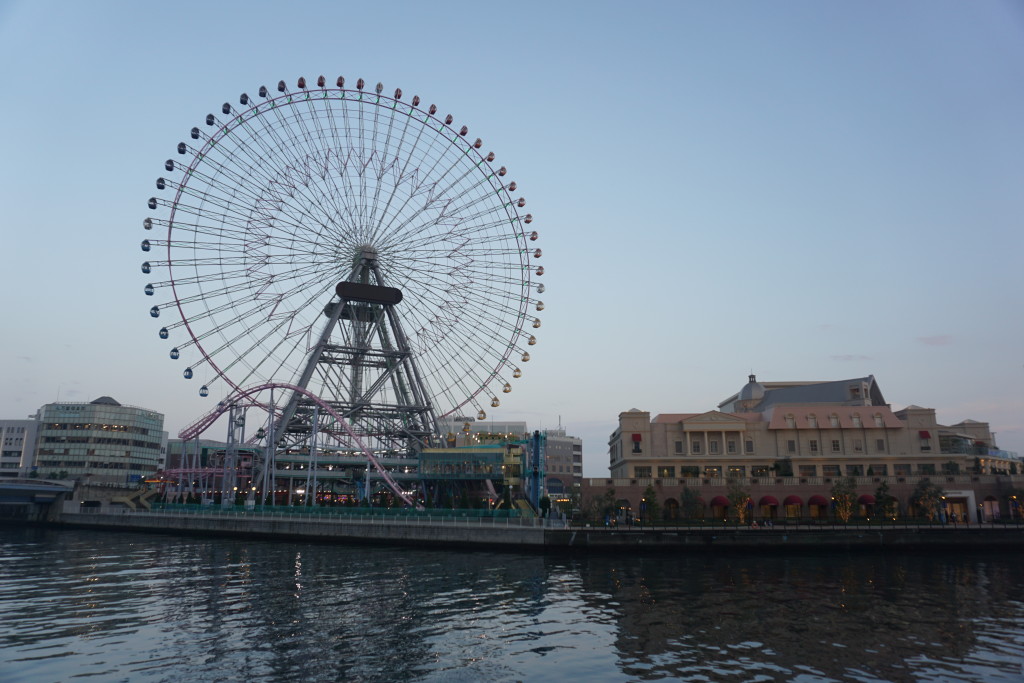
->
<box><xmin>1</xmin><ymin>527</ymin><xmax>1023</xmax><ymax>682</ymax></box>
<box><xmin>563</xmin><ymin>552</ymin><xmax>1024</xmax><ymax>681</ymax></box>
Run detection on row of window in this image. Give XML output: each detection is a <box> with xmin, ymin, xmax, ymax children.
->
<box><xmin>633</xmin><ymin>462</ymin><xmax>957</xmax><ymax>479</ymax></box>
<box><xmin>784</xmin><ymin>414</ymin><xmax>885</xmax><ymax>428</ymax></box>
<box><xmin>36</xmin><ymin>460</ymin><xmax>150</xmax><ymax>471</ymax></box>
<box><xmin>42</xmin><ymin>423</ymin><xmax>154</xmax><ymax>436</ymax></box>
<box><xmin>669</xmin><ymin>440</ymin><xmax>754</xmax><ymax>455</ymax></box>
<box><xmin>42</xmin><ymin>436</ymin><xmax>162</xmax><ymax>450</ymax></box>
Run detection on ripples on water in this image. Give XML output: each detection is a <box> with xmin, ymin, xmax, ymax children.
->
<box><xmin>2</xmin><ymin>527</ymin><xmax>1024</xmax><ymax>682</ymax></box>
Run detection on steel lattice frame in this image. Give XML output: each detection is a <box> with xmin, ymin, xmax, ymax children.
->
<box><xmin>142</xmin><ymin>76</ymin><xmax>543</xmax><ymax>430</ymax></box>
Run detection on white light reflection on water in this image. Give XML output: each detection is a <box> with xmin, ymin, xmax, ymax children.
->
<box><xmin>2</xmin><ymin>528</ymin><xmax>1024</xmax><ymax>682</ymax></box>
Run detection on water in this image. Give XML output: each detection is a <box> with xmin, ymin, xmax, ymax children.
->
<box><xmin>2</xmin><ymin>527</ymin><xmax>1024</xmax><ymax>682</ymax></box>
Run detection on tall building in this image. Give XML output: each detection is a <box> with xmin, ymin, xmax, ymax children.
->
<box><xmin>34</xmin><ymin>397</ymin><xmax>166</xmax><ymax>484</ymax></box>
<box><xmin>543</xmin><ymin>428</ymin><xmax>582</xmax><ymax>495</ymax></box>
<box><xmin>0</xmin><ymin>420</ymin><xmax>39</xmax><ymax>478</ymax></box>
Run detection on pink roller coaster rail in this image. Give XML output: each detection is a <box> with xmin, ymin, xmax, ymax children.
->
<box><xmin>178</xmin><ymin>382</ymin><xmax>417</xmax><ymax>508</ymax></box>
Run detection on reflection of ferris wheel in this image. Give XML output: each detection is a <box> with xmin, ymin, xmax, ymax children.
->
<box><xmin>141</xmin><ymin>76</ymin><xmax>543</xmax><ymax>436</ymax></box>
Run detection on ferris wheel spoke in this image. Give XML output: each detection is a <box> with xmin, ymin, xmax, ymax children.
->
<box><xmin>146</xmin><ymin>76</ymin><xmax>539</xmax><ymax>422</ymax></box>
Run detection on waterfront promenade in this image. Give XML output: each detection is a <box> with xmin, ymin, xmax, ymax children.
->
<box><xmin>54</xmin><ymin>504</ymin><xmax>1024</xmax><ymax>553</ymax></box>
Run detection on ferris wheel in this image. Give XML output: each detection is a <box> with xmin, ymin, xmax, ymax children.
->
<box><xmin>141</xmin><ymin>76</ymin><xmax>543</xmax><ymax>428</ymax></box>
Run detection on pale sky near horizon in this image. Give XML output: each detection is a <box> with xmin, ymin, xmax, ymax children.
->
<box><xmin>1</xmin><ymin>1</ymin><xmax>1022</xmax><ymax>476</ymax></box>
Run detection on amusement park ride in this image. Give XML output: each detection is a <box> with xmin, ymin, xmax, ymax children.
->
<box><xmin>141</xmin><ymin>76</ymin><xmax>543</xmax><ymax>509</ymax></box>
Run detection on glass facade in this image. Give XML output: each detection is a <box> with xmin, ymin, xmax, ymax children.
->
<box><xmin>34</xmin><ymin>398</ymin><xmax>165</xmax><ymax>483</ymax></box>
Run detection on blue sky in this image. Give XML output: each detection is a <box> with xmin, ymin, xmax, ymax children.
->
<box><xmin>1</xmin><ymin>1</ymin><xmax>1021</xmax><ymax>475</ymax></box>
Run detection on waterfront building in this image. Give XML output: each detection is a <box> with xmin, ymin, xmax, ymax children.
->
<box><xmin>439</xmin><ymin>417</ymin><xmax>583</xmax><ymax>497</ymax></box>
<box><xmin>0</xmin><ymin>420</ymin><xmax>39</xmax><ymax>478</ymax></box>
<box><xmin>33</xmin><ymin>397</ymin><xmax>166</xmax><ymax>485</ymax></box>
<box><xmin>593</xmin><ymin>375</ymin><xmax>1021</xmax><ymax>521</ymax></box>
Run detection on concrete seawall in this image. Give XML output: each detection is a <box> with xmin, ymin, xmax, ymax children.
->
<box><xmin>547</xmin><ymin>526</ymin><xmax>1024</xmax><ymax>552</ymax></box>
<box><xmin>51</xmin><ymin>510</ymin><xmax>1024</xmax><ymax>553</ymax></box>
<box><xmin>59</xmin><ymin>510</ymin><xmax>548</xmax><ymax>550</ymax></box>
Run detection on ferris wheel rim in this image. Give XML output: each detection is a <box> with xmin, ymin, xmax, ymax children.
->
<box><xmin>146</xmin><ymin>76</ymin><xmax>542</xmax><ymax>419</ymax></box>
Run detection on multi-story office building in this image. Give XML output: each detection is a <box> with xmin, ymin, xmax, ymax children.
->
<box><xmin>34</xmin><ymin>397</ymin><xmax>166</xmax><ymax>484</ymax></box>
<box><xmin>597</xmin><ymin>375</ymin><xmax>1020</xmax><ymax>520</ymax></box>
<box><xmin>543</xmin><ymin>428</ymin><xmax>583</xmax><ymax>494</ymax></box>
<box><xmin>0</xmin><ymin>420</ymin><xmax>39</xmax><ymax>477</ymax></box>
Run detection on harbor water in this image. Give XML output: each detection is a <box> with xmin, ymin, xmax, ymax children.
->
<box><xmin>2</xmin><ymin>526</ymin><xmax>1024</xmax><ymax>682</ymax></box>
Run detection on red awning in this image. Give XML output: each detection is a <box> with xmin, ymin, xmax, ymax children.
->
<box><xmin>808</xmin><ymin>495</ymin><xmax>829</xmax><ymax>506</ymax></box>
<box><xmin>858</xmin><ymin>494</ymin><xmax>876</xmax><ymax>504</ymax></box>
<box><xmin>709</xmin><ymin>495</ymin><xmax>730</xmax><ymax>507</ymax></box>
<box><xmin>783</xmin><ymin>495</ymin><xmax>803</xmax><ymax>506</ymax></box>
<box><xmin>631</xmin><ymin>433</ymin><xmax>642</xmax><ymax>442</ymax></box>
<box><xmin>759</xmin><ymin>495</ymin><xmax>779</xmax><ymax>506</ymax></box>
<box><xmin>919</xmin><ymin>430</ymin><xmax>931</xmax><ymax>438</ymax></box>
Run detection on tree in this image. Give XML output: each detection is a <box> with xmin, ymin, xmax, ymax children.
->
<box><xmin>641</xmin><ymin>485</ymin><xmax>660</xmax><ymax>524</ymax></box>
<box><xmin>831</xmin><ymin>477</ymin><xmax>857</xmax><ymax>523</ymax></box>
<box><xmin>726</xmin><ymin>479</ymin><xmax>751</xmax><ymax>524</ymax></box>
<box><xmin>680</xmin><ymin>487</ymin><xmax>704</xmax><ymax>520</ymax></box>
<box><xmin>911</xmin><ymin>478</ymin><xmax>944</xmax><ymax>520</ymax></box>
<box><xmin>583</xmin><ymin>487</ymin><xmax>616</xmax><ymax>524</ymax></box>
<box><xmin>874</xmin><ymin>480</ymin><xmax>898</xmax><ymax>519</ymax></box>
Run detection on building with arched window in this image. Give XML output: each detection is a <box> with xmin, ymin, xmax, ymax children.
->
<box><xmin>596</xmin><ymin>375</ymin><xmax>1020</xmax><ymax>522</ymax></box>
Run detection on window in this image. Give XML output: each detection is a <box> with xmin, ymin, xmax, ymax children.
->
<box><xmin>920</xmin><ymin>438</ymin><xmax>931</xmax><ymax>452</ymax></box>
<box><xmin>634</xmin><ymin>466</ymin><xmax>651</xmax><ymax>478</ymax></box>
<box><xmin>874</xmin><ymin>414</ymin><xmax>884</xmax><ymax>428</ymax></box>
<box><xmin>846</xmin><ymin>464</ymin><xmax>864</xmax><ymax>476</ymax></box>
<box><xmin>692</xmin><ymin>440</ymin><xmax>701</xmax><ymax>454</ymax></box>
<box><xmin>632</xmin><ymin>439</ymin><xmax>642</xmax><ymax>454</ymax></box>
<box><xmin>852</xmin><ymin>414</ymin><xmax>862</xmax><ymax>428</ymax></box>
<box><xmin>728</xmin><ymin>466</ymin><xmax>746</xmax><ymax>477</ymax></box>
<box><xmin>657</xmin><ymin>466</ymin><xmax>675</xmax><ymax>478</ymax></box>
<box><xmin>752</xmin><ymin>466</ymin><xmax>771</xmax><ymax>476</ymax></box>
<box><xmin>710</xmin><ymin>440</ymin><xmax>719</xmax><ymax>454</ymax></box>
<box><xmin>786</xmin><ymin>415</ymin><xmax>796</xmax><ymax>429</ymax></box>
<box><xmin>704</xmin><ymin>466</ymin><xmax>721</xmax><ymax>477</ymax></box>
<box><xmin>787</xmin><ymin>440</ymin><xmax>796</xmax><ymax>453</ymax></box>
<box><xmin>831</xmin><ymin>440</ymin><xmax>841</xmax><ymax>453</ymax></box>
<box><xmin>807</xmin><ymin>415</ymin><xmax>817</xmax><ymax>428</ymax></box>
<box><xmin>727</xmin><ymin>440</ymin><xmax>737</xmax><ymax>454</ymax></box>
<box><xmin>822</xmin><ymin>465</ymin><xmax>841</xmax><ymax>476</ymax></box>
<box><xmin>809</xmin><ymin>439</ymin><xmax>819</xmax><ymax>453</ymax></box>
<box><xmin>674</xmin><ymin>440</ymin><xmax>683</xmax><ymax>454</ymax></box>
<box><xmin>917</xmin><ymin>464</ymin><xmax>936</xmax><ymax>475</ymax></box>
<box><xmin>799</xmin><ymin>465</ymin><xmax>817</xmax><ymax>477</ymax></box>
<box><xmin>870</xmin><ymin>464</ymin><xmax>888</xmax><ymax>476</ymax></box>
<box><xmin>830</xmin><ymin>414</ymin><xmax>840</xmax><ymax>427</ymax></box>
<box><xmin>876</xmin><ymin>439</ymin><xmax>885</xmax><ymax>452</ymax></box>
<box><xmin>744</xmin><ymin>440</ymin><xmax>754</xmax><ymax>454</ymax></box>
<box><xmin>854</xmin><ymin>439</ymin><xmax>863</xmax><ymax>452</ymax></box>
